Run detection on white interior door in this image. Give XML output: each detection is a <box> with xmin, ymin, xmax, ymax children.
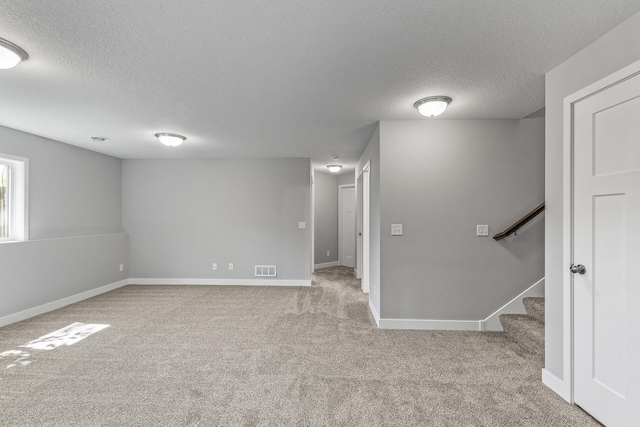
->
<box><xmin>339</xmin><ymin>185</ymin><xmax>356</xmax><ymax>268</ymax></box>
<box><xmin>362</xmin><ymin>164</ymin><xmax>370</xmax><ymax>293</ymax></box>
<box><xmin>572</xmin><ymin>70</ymin><xmax>640</xmax><ymax>426</ymax></box>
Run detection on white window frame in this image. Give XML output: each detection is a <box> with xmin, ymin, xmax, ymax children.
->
<box><xmin>0</xmin><ymin>153</ymin><xmax>28</xmax><ymax>243</ymax></box>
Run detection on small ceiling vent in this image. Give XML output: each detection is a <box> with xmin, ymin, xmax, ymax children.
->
<box><xmin>255</xmin><ymin>265</ymin><xmax>277</xmax><ymax>277</ymax></box>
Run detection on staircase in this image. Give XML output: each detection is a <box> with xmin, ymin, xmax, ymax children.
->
<box><xmin>499</xmin><ymin>297</ymin><xmax>544</xmax><ymax>359</ymax></box>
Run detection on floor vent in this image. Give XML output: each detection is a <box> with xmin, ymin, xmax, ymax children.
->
<box><xmin>255</xmin><ymin>265</ymin><xmax>277</xmax><ymax>277</ymax></box>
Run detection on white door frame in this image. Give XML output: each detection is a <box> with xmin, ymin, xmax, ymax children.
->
<box><xmin>356</xmin><ymin>172</ymin><xmax>363</xmax><ymax>279</ymax></box>
<box><xmin>557</xmin><ymin>57</ymin><xmax>640</xmax><ymax>404</ymax></box>
<box><xmin>362</xmin><ymin>162</ymin><xmax>371</xmax><ymax>293</ymax></box>
<box><xmin>338</xmin><ymin>184</ymin><xmax>356</xmax><ymax>266</ymax></box>
<box><xmin>311</xmin><ymin>170</ymin><xmax>315</xmax><ymax>273</ymax></box>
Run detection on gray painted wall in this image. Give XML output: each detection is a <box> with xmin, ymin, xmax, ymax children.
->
<box><xmin>357</xmin><ymin>125</ymin><xmax>381</xmax><ymax>315</ymax></box>
<box><xmin>0</xmin><ymin>126</ymin><xmax>122</xmax><ymax>239</ymax></box>
<box><xmin>0</xmin><ymin>233</ymin><xmax>129</xmax><ymax>320</ymax></box>
<box><xmin>0</xmin><ymin>126</ymin><xmax>127</xmax><ymax>321</ymax></box>
<box><xmin>122</xmin><ymin>158</ymin><xmax>312</xmax><ymax>281</ymax></box>
<box><xmin>545</xmin><ymin>10</ymin><xmax>640</xmax><ymax>380</ymax></box>
<box><xmin>314</xmin><ymin>171</ymin><xmax>338</xmax><ymax>265</ymax></box>
<box><xmin>379</xmin><ymin>118</ymin><xmax>544</xmax><ymax>320</ymax></box>
<box><xmin>337</xmin><ymin>173</ymin><xmax>355</xmax><ymax>187</ymax></box>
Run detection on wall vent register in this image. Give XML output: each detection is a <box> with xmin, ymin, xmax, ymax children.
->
<box><xmin>255</xmin><ymin>265</ymin><xmax>277</xmax><ymax>277</ymax></box>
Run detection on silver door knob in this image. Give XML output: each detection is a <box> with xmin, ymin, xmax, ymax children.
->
<box><xmin>570</xmin><ymin>264</ymin><xmax>586</xmax><ymax>274</ymax></box>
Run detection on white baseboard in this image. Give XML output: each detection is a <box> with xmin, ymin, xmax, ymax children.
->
<box><xmin>378</xmin><ymin>318</ymin><xmax>482</xmax><ymax>331</ymax></box>
<box><xmin>482</xmin><ymin>277</ymin><xmax>545</xmax><ymax>331</ymax></box>
<box><xmin>129</xmin><ymin>278</ymin><xmax>312</xmax><ymax>287</ymax></box>
<box><xmin>542</xmin><ymin>368</ymin><xmax>572</xmax><ymax>403</ymax></box>
<box><xmin>0</xmin><ymin>279</ymin><xmax>129</xmax><ymax>328</ymax></box>
<box><xmin>368</xmin><ymin>299</ymin><xmax>380</xmax><ymax>327</ymax></box>
<box><xmin>314</xmin><ymin>261</ymin><xmax>339</xmax><ymax>269</ymax></box>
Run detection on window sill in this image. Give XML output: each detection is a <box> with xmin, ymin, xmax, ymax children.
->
<box><xmin>0</xmin><ymin>238</ymin><xmax>26</xmax><ymax>244</ymax></box>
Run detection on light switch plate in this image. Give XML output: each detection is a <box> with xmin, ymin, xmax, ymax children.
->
<box><xmin>298</xmin><ymin>222</ymin><xmax>306</xmax><ymax>229</ymax></box>
<box><xmin>391</xmin><ymin>224</ymin><xmax>403</xmax><ymax>236</ymax></box>
<box><xmin>477</xmin><ymin>225</ymin><xmax>489</xmax><ymax>236</ymax></box>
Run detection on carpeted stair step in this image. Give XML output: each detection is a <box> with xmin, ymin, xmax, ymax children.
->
<box><xmin>499</xmin><ymin>314</ymin><xmax>544</xmax><ymax>358</ymax></box>
<box><xmin>523</xmin><ymin>297</ymin><xmax>545</xmax><ymax>324</ymax></box>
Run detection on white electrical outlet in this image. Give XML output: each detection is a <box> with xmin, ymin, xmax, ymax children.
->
<box><xmin>229</xmin><ymin>263</ymin><xmax>234</xmax><ymax>270</ymax></box>
<box><xmin>327</xmin><ymin>251</ymin><xmax>330</xmax><ymax>256</ymax></box>
<box><xmin>477</xmin><ymin>225</ymin><xmax>489</xmax><ymax>236</ymax></box>
<box><xmin>298</xmin><ymin>222</ymin><xmax>306</xmax><ymax>229</ymax></box>
<box><xmin>212</xmin><ymin>263</ymin><xmax>217</xmax><ymax>271</ymax></box>
<box><xmin>119</xmin><ymin>264</ymin><xmax>124</xmax><ymax>272</ymax></box>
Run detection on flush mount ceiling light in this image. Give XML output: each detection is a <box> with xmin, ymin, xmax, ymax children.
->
<box><xmin>91</xmin><ymin>136</ymin><xmax>107</xmax><ymax>143</ymax></box>
<box><xmin>414</xmin><ymin>96</ymin><xmax>452</xmax><ymax>117</ymax></box>
<box><xmin>155</xmin><ymin>132</ymin><xmax>186</xmax><ymax>147</ymax></box>
<box><xmin>0</xmin><ymin>37</ymin><xmax>29</xmax><ymax>69</ymax></box>
<box><xmin>327</xmin><ymin>157</ymin><xmax>342</xmax><ymax>173</ymax></box>
<box><xmin>327</xmin><ymin>156</ymin><xmax>342</xmax><ymax>173</ymax></box>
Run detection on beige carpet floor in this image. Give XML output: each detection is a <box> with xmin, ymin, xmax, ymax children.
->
<box><xmin>0</xmin><ymin>266</ymin><xmax>599</xmax><ymax>426</ymax></box>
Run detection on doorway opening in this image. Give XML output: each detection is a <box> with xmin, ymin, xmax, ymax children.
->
<box><xmin>312</xmin><ymin>170</ymin><xmax>355</xmax><ymax>272</ymax></box>
<box><xmin>338</xmin><ymin>184</ymin><xmax>356</xmax><ymax>268</ymax></box>
<box><xmin>361</xmin><ymin>162</ymin><xmax>370</xmax><ymax>294</ymax></box>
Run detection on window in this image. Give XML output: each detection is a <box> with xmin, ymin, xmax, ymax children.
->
<box><xmin>0</xmin><ymin>154</ymin><xmax>28</xmax><ymax>242</ymax></box>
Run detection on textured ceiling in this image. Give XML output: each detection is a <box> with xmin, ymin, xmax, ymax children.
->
<box><xmin>0</xmin><ymin>1</ymin><xmax>639</xmax><ymax>171</ymax></box>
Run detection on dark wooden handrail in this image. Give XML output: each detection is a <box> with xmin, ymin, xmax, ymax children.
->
<box><xmin>493</xmin><ymin>202</ymin><xmax>545</xmax><ymax>241</ymax></box>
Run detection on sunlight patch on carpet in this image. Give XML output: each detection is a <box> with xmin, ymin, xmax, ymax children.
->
<box><xmin>1</xmin><ymin>323</ymin><xmax>109</xmax><ymax>375</ymax></box>
<box><xmin>20</xmin><ymin>322</ymin><xmax>110</xmax><ymax>351</ymax></box>
<box><xmin>0</xmin><ymin>349</ymin><xmax>31</xmax><ymax>369</ymax></box>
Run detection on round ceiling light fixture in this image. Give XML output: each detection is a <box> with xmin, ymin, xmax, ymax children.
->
<box><xmin>414</xmin><ymin>96</ymin><xmax>452</xmax><ymax>117</ymax></box>
<box><xmin>327</xmin><ymin>156</ymin><xmax>342</xmax><ymax>173</ymax></box>
<box><xmin>0</xmin><ymin>37</ymin><xmax>29</xmax><ymax>69</ymax></box>
<box><xmin>155</xmin><ymin>132</ymin><xmax>186</xmax><ymax>147</ymax></box>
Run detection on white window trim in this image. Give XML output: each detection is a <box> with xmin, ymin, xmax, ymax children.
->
<box><xmin>0</xmin><ymin>153</ymin><xmax>29</xmax><ymax>243</ymax></box>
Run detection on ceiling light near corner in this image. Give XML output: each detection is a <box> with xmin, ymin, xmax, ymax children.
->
<box><xmin>327</xmin><ymin>165</ymin><xmax>342</xmax><ymax>173</ymax></box>
<box><xmin>155</xmin><ymin>132</ymin><xmax>186</xmax><ymax>147</ymax></box>
<box><xmin>414</xmin><ymin>96</ymin><xmax>452</xmax><ymax>117</ymax></box>
<box><xmin>0</xmin><ymin>37</ymin><xmax>29</xmax><ymax>69</ymax></box>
